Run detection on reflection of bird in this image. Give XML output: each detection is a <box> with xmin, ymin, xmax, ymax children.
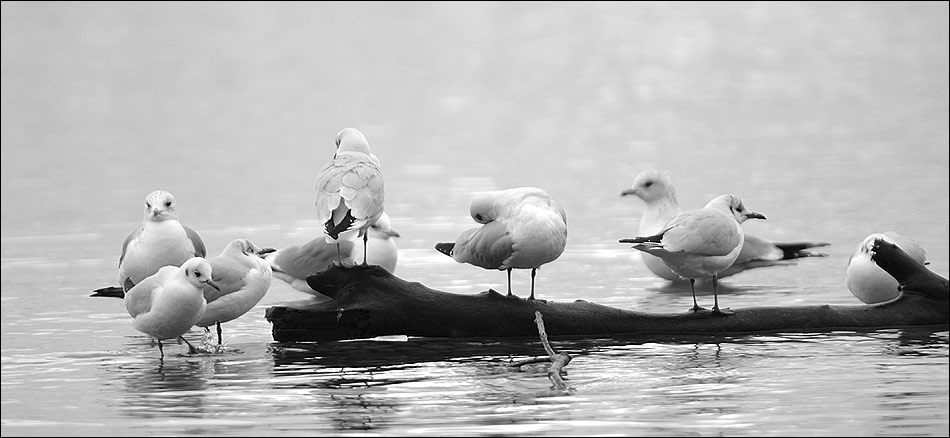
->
<box><xmin>846</xmin><ymin>232</ymin><xmax>929</xmax><ymax>304</ymax></box>
<box><xmin>124</xmin><ymin>257</ymin><xmax>218</xmax><ymax>358</ymax></box>
<box><xmin>196</xmin><ymin>239</ymin><xmax>273</xmax><ymax>345</ymax></box>
<box><xmin>435</xmin><ymin>187</ymin><xmax>568</xmax><ymax>300</ymax></box>
<box><xmin>263</xmin><ymin>212</ymin><xmax>400</xmax><ymax>294</ymax></box>
<box><xmin>621</xmin><ymin>169</ymin><xmax>829</xmax><ymax>281</ymax></box>
<box><xmin>620</xmin><ymin>194</ymin><xmax>766</xmax><ymax>315</ymax></box>
<box><xmin>92</xmin><ymin>190</ymin><xmax>207</xmax><ymax>297</ymax></box>
<box><xmin>314</xmin><ymin>128</ymin><xmax>385</xmax><ymax>265</ymax></box>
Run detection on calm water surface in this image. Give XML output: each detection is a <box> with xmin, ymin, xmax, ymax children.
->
<box><xmin>2</xmin><ymin>2</ymin><xmax>948</xmax><ymax>436</ymax></box>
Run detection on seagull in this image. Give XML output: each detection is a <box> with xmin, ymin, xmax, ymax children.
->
<box><xmin>195</xmin><ymin>239</ymin><xmax>273</xmax><ymax>345</ymax></box>
<box><xmin>846</xmin><ymin>232</ymin><xmax>929</xmax><ymax>304</ymax></box>
<box><xmin>314</xmin><ymin>128</ymin><xmax>385</xmax><ymax>265</ymax></box>
<box><xmin>262</xmin><ymin>212</ymin><xmax>400</xmax><ymax>294</ymax></box>
<box><xmin>619</xmin><ymin>194</ymin><xmax>766</xmax><ymax>315</ymax></box>
<box><xmin>91</xmin><ymin>190</ymin><xmax>207</xmax><ymax>298</ymax></box>
<box><xmin>621</xmin><ymin>169</ymin><xmax>829</xmax><ymax>282</ymax></box>
<box><xmin>435</xmin><ymin>187</ymin><xmax>568</xmax><ymax>300</ymax></box>
<box><xmin>124</xmin><ymin>257</ymin><xmax>218</xmax><ymax>358</ymax></box>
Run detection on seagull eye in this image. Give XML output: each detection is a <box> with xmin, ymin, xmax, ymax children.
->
<box><xmin>195</xmin><ymin>271</ymin><xmax>202</xmax><ymax>278</ymax></box>
<box><xmin>475</xmin><ymin>214</ymin><xmax>484</xmax><ymax>221</ymax></box>
<box><xmin>146</xmin><ymin>202</ymin><xmax>151</xmax><ymax>209</ymax></box>
<box><xmin>165</xmin><ymin>201</ymin><xmax>172</xmax><ymax>208</ymax></box>
<box><xmin>644</xmin><ymin>181</ymin><xmax>653</xmax><ymax>188</ymax></box>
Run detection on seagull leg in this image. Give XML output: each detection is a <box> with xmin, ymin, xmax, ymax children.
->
<box><xmin>335</xmin><ymin>243</ymin><xmax>343</xmax><ymax>266</ymax></box>
<box><xmin>362</xmin><ymin>232</ymin><xmax>369</xmax><ymax>265</ymax></box>
<box><xmin>529</xmin><ymin>268</ymin><xmax>537</xmax><ymax>300</ymax></box>
<box><xmin>179</xmin><ymin>335</ymin><xmax>199</xmax><ymax>354</ymax></box>
<box><xmin>711</xmin><ymin>275</ymin><xmax>735</xmax><ymax>315</ymax></box>
<box><xmin>506</xmin><ymin>268</ymin><xmax>513</xmax><ymax>297</ymax></box>
<box><xmin>216</xmin><ymin>322</ymin><xmax>223</xmax><ymax>345</ymax></box>
<box><xmin>157</xmin><ymin>339</ymin><xmax>165</xmax><ymax>358</ymax></box>
<box><xmin>689</xmin><ymin>279</ymin><xmax>708</xmax><ymax>312</ymax></box>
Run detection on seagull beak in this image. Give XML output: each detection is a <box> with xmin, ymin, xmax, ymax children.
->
<box><xmin>745</xmin><ymin>212</ymin><xmax>767</xmax><ymax>220</ymax></box>
<box><xmin>203</xmin><ymin>279</ymin><xmax>221</xmax><ymax>291</ymax></box>
<box><xmin>620</xmin><ymin>188</ymin><xmax>638</xmax><ymax>197</ymax></box>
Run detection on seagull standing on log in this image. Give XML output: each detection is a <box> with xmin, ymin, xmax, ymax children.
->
<box><xmin>436</xmin><ymin>187</ymin><xmax>568</xmax><ymax>300</ymax></box>
<box><xmin>620</xmin><ymin>194</ymin><xmax>766</xmax><ymax>315</ymax></box>
<box><xmin>621</xmin><ymin>169</ymin><xmax>829</xmax><ymax>282</ymax></box>
<box><xmin>314</xmin><ymin>128</ymin><xmax>385</xmax><ymax>266</ymax></box>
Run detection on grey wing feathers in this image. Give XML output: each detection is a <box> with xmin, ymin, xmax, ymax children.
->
<box><xmin>184</xmin><ymin>225</ymin><xmax>206</xmax><ymax>257</ymax></box>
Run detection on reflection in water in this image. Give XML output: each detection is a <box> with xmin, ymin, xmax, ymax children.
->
<box><xmin>268</xmin><ymin>338</ymin><xmax>600</xmax><ymax>432</ymax></box>
<box><xmin>104</xmin><ymin>357</ymin><xmax>211</xmax><ymax>418</ymax></box>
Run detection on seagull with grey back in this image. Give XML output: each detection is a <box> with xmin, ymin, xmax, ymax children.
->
<box><xmin>124</xmin><ymin>257</ymin><xmax>219</xmax><ymax>358</ymax></box>
<box><xmin>621</xmin><ymin>169</ymin><xmax>829</xmax><ymax>282</ymax></box>
<box><xmin>262</xmin><ymin>212</ymin><xmax>400</xmax><ymax>295</ymax></box>
<box><xmin>196</xmin><ymin>239</ymin><xmax>273</xmax><ymax>345</ymax></box>
<box><xmin>91</xmin><ymin>190</ymin><xmax>207</xmax><ymax>298</ymax></box>
<box><xmin>314</xmin><ymin>128</ymin><xmax>385</xmax><ymax>266</ymax></box>
<box><xmin>435</xmin><ymin>187</ymin><xmax>568</xmax><ymax>300</ymax></box>
<box><xmin>620</xmin><ymin>194</ymin><xmax>766</xmax><ymax>315</ymax></box>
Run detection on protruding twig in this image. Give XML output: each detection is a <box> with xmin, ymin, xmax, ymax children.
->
<box><xmin>533</xmin><ymin>310</ymin><xmax>572</xmax><ymax>390</ymax></box>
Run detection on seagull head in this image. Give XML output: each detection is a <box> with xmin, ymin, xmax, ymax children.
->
<box><xmin>621</xmin><ymin>169</ymin><xmax>676</xmax><ymax>205</ymax></box>
<box><xmin>333</xmin><ymin>128</ymin><xmax>374</xmax><ymax>159</ymax></box>
<box><xmin>182</xmin><ymin>257</ymin><xmax>220</xmax><ymax>291</ymax></box>
<box><xmin>707</xmin><ymin>194</ymin><xmax>766</xmax><ymax>224</ymax></box>
<box><xmin>143</xmin><ymin>190</ymin><xmax>179</xmax><ymax>222</ymax></box>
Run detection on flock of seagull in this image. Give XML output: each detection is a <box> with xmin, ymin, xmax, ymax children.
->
<box><xmin>91</xmin><ymin>127</ymin><xmax>932</xmax><ymax>358</ymax></box>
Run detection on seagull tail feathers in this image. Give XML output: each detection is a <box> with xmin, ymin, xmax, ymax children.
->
<box><xmin>775</xmin><ymin>241</ymin><xmax>831</xmax><ymax>259</ymax></box>
<box><xmin>435</xmin><ymin>242</ymin><xmax>455</xmax><ymax>257</ymax></box>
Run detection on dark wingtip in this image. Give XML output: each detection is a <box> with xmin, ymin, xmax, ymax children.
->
<box><xmin>775</xmin><ymin>241</ymin><xmax>832</xmax><ymax>260</ymax></box>
<box><xmin>435</xmin><ymin>242</ymin><xmax>455</xmax><ymax>257</ymax></box>
<box><xmin>619</xmin><ymin>232</ymin><xmax>663</xmax><ymax>244</ymax></box>
<box><xmin>325</xmin><ymin>210</ymin><xmax>357</xmax><ymax>240</ymax></box>
<box><xmin>90</xmin><ymin>286</ymin><xmax>125</xmax><ymax>299</ymax></box>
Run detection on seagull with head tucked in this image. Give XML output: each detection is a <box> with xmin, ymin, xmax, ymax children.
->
<box><xmin>92</xmin><ymin>190</ymin><xmax>207</xmax><ymax>297</ymax></box>
<box><xmin>262</xmin><ymin>212</ymin><xmax>400</xmax><ymax>295</ymax></box>
<box><xmin>620</xmin><ymin>194</ymin><xmax>766</xmax><ymax>315</ymax></box>
<box><xmin>436</xmin><ymin>187</ymin><xmax>568</xmax><ymax>300</ymax></box>
<box><xmin>621</xmin><ymin>169</ymin><xmax>828</xmax><ymax>282</ymax></box>
<box><xmin>846</xmin><ymin>231</ymin><xmax>929</xmax><ymax>304</ymax></box>
<box><xmin>196</xmin><ymin>239</ymin><xmax>273</xmax><ymax>345</ymax></box>
<box><xmin>124</xmin><ymin>257</ymin><xmax>218</xmax><ymax>358</ymax></box>
<box><xmin>314</xmin><ymin>128</ymin><xmax>385</xmax><ymax>265</ymax></box>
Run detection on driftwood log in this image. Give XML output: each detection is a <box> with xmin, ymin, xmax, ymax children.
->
<box><xmin>265</xmin><ymin>238</ymin><xmax>949</xmax><ymax>342</ymax></box>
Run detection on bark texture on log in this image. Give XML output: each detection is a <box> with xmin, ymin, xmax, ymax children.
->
<box><xmin>265</xmin><ymin>238</ymin><xmax>948</xmax><ymax>342</ymax></box>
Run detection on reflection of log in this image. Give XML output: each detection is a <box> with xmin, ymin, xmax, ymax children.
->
<box><xmin>265</xmin><ymin>238</ymin><xmax>948</xmax><ymax>342</ymax></box>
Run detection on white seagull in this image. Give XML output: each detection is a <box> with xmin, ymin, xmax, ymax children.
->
<box><xmin>620</xmin><ymin>194</ymin><xmax>766</xmax><ymax>315</ymax></box>
<box><xmin>263</xmin><ymin>212</ymin><xmax>400</xmax><ymax>294</ymax></box>
<box><xmin>196</xmin><ymin>239</ymin><xmax>273</xmax><ymax>345</ymax></box>
<box><xmin>846</xmin><ymin>232</ymin><xmax>929</xmax><ymax>304</ymax></box>
<box><xmin>435</xmin><ymin>187</ymin><xmax>568</xmax><ymax>300</ymax></box>
<box><xmin>314</xmin><ymin>128</ymin><xmax>385</xmax><ymax>265</ymax></box>
<box><xmin>92</xmin><ymin>190</ymin><xmax>207</xmax><ymax>297</ymax></box>
<box><xmin>124</xmin><ymin>257</ymin><xmax>218</xmax><ymax>358</ymax></box>
<box><xmin>621</xmin><ymin>169</ymin><xmax>828</xmax><ymax>282</ymax></box>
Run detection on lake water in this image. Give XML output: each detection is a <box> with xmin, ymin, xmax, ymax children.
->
<box><xmin>2</xmin><ymin>2</ymin><xmax>948</xmax><ymax>436</ymax></box>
